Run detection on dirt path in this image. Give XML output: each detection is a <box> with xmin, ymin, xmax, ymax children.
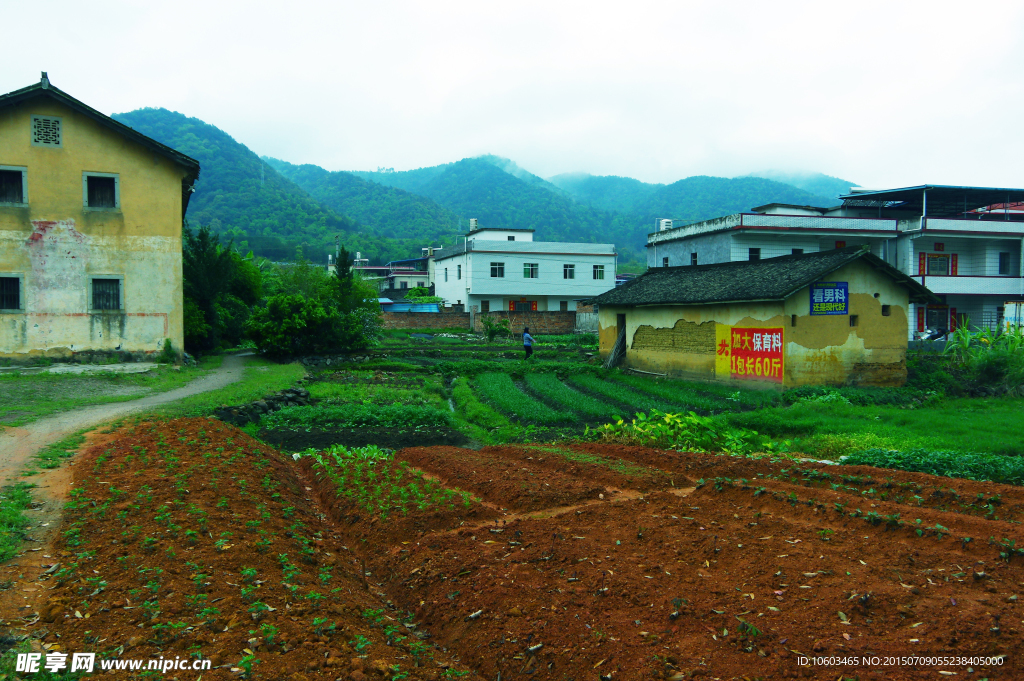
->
<box><xmin>0</xmin><ymin>355</ymin><xmax>254</xmax><ymax>632</ymax></box>
<box><xmin>0</xmin><ymin>353</ymin><xmax>251</xmax><ymax>484</ymax></box>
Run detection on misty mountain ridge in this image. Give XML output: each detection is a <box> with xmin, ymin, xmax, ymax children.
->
<box><xmin>114</xmin><ymin>107</ymin><xmax>855</xmax><ymax>264</ymax></box>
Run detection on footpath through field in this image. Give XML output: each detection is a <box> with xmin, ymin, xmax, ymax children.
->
<box><xmin>0</xmin><ymin>353</ymin><xmax>251</xmax><ymax>483</ymax></box>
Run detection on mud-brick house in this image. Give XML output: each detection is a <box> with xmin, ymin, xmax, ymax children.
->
<box><xmin>590</xmin><ymin>246</ymin><xmax>938</xmax><ymax>387</ymax></box>
<box><xmin>0</xmin><ymin>73</ymin><xmax>200</xmax><ymax>361</ymax></box>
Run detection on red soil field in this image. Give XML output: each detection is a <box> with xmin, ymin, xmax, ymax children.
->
<box><xmin>15</xmin><ymin>420</ymin><xmax>1024</xmax><ymax>680</ymax></box>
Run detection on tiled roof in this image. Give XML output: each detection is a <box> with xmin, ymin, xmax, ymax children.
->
<box><xmin>590</xmin><ymin>246</ymin><xmax>938</xmax><ymax>306</ymax></box>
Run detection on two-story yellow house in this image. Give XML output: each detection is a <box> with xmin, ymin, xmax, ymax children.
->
<box><xmin>0</xmin><ymin>73</ymin><xmax>199</xmax><ymax>362</ymax></box>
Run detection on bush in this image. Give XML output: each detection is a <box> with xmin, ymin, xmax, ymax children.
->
<box><xmin>591</xmin><ymin>410</ymin><xmax>762</xmax><ymax>455</ymax></box>
<box><xmin>843</xmin><ymin>447</ymin><xmax>1024</xmax><ymax>486</ymax></box>
<box><xmin>246</xmin><ymin>296</ymin><xmax>381</xmax><ymax>358</ymax></box>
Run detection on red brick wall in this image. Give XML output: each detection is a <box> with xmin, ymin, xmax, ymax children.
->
<box><xmin>382</xmin><ymin>310</ymin><xmax>578</xmax><ymax>334</ymax></box>
<box><xmin>473</xmin><ymin>311</ymin><xmax>577</xmax><ymax>335</ymax></box>
<box><xmin>382</xmin><ymin>311</ymin><xmax>471</xmax><ymax>329</ymax></box>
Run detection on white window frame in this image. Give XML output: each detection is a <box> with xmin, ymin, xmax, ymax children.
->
<box><xmin>88</xmin><ymin>275</ymin><xmax>125</xmax><ymax>312</ymax></box>
<box><xmin>563</xmin><ymin>264</ymin><xmax>575</xmax><ymax>279</ymax></box>
<box><xmin>490</xmin><ymin>262</ymin><xmax>505</xmax><ymax>278</ymax></box>
<box><xmin>524</xmin><ymin>262</ymin><xmax>539</xmax><ymax>279</ymax></box>
<box><xmin>593</xmin><ymin>264</ymin><xmax>605</xmax><ymax>280</ymax></box>
<box><xmin>31</xmin><ymin>115</ymin><xmax>62</xmax><ymax>148</ymax></box>
<box><xmin>0</xmin><ymin>166</ymin><xmax>28</xmax><ymax>206</ymax></box>
<box><xmin>83</xmin><ymin>172</ymin><xmax>120</xmax><ymax>210</ymax></box>
<box><xmin>0</xmin><ymin>273</ymin><xmax>25</xmax><ymax>312</ymax></box>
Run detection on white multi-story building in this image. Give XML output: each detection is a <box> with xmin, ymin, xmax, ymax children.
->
<box><xmin>433</xmin><ymin>220</ymin><xmax>617</xmax><ymax>312</ymax></box>
<box><xmin>647</xmin><ymin>185</ymin><xmax>1024</xmax><ymax>337</ymax></box>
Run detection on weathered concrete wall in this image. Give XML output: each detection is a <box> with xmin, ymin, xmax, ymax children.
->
<box><xmin>0</xmin><ymin>97</ymin><xmax>186</xmax><ymax>359</ymax></box>
<box><xmin>599</xmin><ymin>260</ymin><xmax>911</xmax><ymax>387</ymax></box>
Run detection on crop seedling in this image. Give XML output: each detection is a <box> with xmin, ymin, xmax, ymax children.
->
<box><xmin>350</xmin><ymin>634</ymin><xmax>372</xmax><ymax>653</ymax></box>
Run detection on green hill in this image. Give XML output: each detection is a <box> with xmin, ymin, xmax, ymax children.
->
<box><xmin>631</xmin><ymin>175</ymin><xmax>837</xmax><ymax>221</ymax></box>
<box><xmin>264</xmin><ymin>157</ymin><xmax>463</xmax><ymax>245</ymax></box>
<box><xmin>743</xmin><ymin>171</ymin><xmax>853</xmax><ymax>204</ymax></box>
<box><xmin>112</xmin><ymin>108</ymin><xmax>358</xmax><ymax>260</ymax></box>
<box><xmin>547</xmin><ymin>172</ymin><xmax>663</xmax><ymax>213</ymax></box>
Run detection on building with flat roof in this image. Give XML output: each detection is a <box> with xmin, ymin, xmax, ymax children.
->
<box><xmin>433</xmin><ymin>221</ymin><xmax>616</xmax><ymax>312</ymax></box>
<box><xmin>647</xmin><ymin>185</ymin><xmax>1024</xmax><ymax>337</ymax></box>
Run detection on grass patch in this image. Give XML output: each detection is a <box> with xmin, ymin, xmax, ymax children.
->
<box><xmin>843</xmin><ymin>448</ymin><xmax>1024</xmax><ymax>486</ymax></box>
<box><xmin>36</xmin><ymin>431</ymin><xmax>87</xmax><ymax>470</ymax></box>
<box><xmin>524</xmin><ymin>373</ymin><xmax>620</xmax><ymax>419</ymax></box>
<box><xmin>147</xmin><ymin>357</ymin><xmax>305</xmax><ymax>419</ymax></box>
<box><xmin>727</xmin><ymin>398</ymin><xmax>1024</xmax><ymax>458</ymax></box>
<box><xmin>0</xmin><ymin>356</ymin><xmax>223</xmax><ymax>427</ymax></box>
<box><xmin>0</xmin><ymin>483</ymin><xmax>35</xmax><ymax>562</ymax></box>
<box><xmin>473</xmin><ymin>373</ymin><xmax>574</xmax><ymax>425</ymax></box>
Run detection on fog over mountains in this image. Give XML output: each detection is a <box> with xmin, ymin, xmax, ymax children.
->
<box><xmin>115</xmin><ymin>107</ymin><xmax>854</xmax><ymax>265</ymax></box>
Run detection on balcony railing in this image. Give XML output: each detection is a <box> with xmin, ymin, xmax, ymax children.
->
<box><xmin>924</xmin><ymin>218</ymin><xmax>1024</xmax><ymax>235</ymax></box>
<box><xmin>913</xmin><ymin>275</ymin><xmax>1024</xmax><ymax>296</ymax></box>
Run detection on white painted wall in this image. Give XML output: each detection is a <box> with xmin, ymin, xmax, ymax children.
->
<box><xmin>435</xmin><ymin>245</ymin><xmax>615</xmax><ymax>306</ymax></box>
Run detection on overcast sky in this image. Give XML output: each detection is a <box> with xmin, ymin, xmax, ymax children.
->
<box><xmin>5</xmin><ymin>1</ymin><xmax>1024</xmax><ymax>188</ymax></box>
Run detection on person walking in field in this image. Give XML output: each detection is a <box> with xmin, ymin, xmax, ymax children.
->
<box><xmin>523</xmin><ymin>327</ymin><xmax>535</xmax><ymax>359</ymax></box>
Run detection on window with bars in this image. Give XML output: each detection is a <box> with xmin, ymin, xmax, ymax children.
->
<box><xmin>490</xmin><ymin>262</ymin><xmax>504</xmax><ymax>278</ymax></box>
<box><xmin>563</xmin><ymin>264</ymin><xmax>575</xmax><ymax>279</ymax></box>
<box><xmin>31</xmin><ymin>116</ymin><xmax>61</xmax><ymax>147</ymax></box>
<box><xmin>85</xmin><ymin>175</ymin><xmax>118</xmax><ymax>208</ymax></box>
<box><xmin>91</xmin><ymin>278</ymin><xmax>121</xmax><ymax>310</ymax></box>
<box><xmin>0</xmin><ymin>277</ymin><xmax>21</xmax><ymax>310</ymax></box>
<box><xmin>524</xmin><ymin>263</ymin><xmax>538</xmax><ymax>278</ymax></box>
<box><xmin>481</xmin><ymin>300</ymin><xmax>490</xmax><ymax>312</ymax></box>
<box><xmin>593</xmin><ymin>264</ymin><xmax>605</xmax><ymax>280</ymax></box>
<box><xmin>559</xmin><ymin>300</ymin><xmax>568</xmax><ymax>312</ymax></box>
<box><xmin>0</xmin><ymin>168</ymin><xmax>26</xmax><ymax>204</ymax></box>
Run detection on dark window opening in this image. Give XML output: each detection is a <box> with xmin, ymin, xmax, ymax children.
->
<box><xmin>87</xmin><ymin>176</ymin><xmax>116</xmax><ymax>208</ymax></box>
<box><xmin>690</xmin><ymin>253</ymin><xmax>697</xmax><ymax>266</ymax></box>
<box><xmin>881</xmin><ymin>305</ymin><xmax>891</xmax><ymax>316</ymax></box>
<box><xmin>791</xmin><ymin>248</ymin><xmax>804</xmax><ymax>255</ymax></box>
<box><xmin>400</xmin><ymin>281</ymin><xmax>408</xmax><ymax>290</ymax></box>
<box><xmin>748</xmin><ymin>248</ymin><xmax>761</xmax><ymax>261</ymax></box>
<box><xmin>92</xmin><ymin>278</ymin><xmax>120</xmax><ymax>310</ymax></box>
<box><xmin>999</xmin><ymin>252</ymin><xmax>1010</xmax><ymax>275</ymax></box>
<box><xmin>508</xmin><ymin>236</ymin><xmax>515</xmax><ymax>241</ymax></box>
<box><xmin>790</xmin><ymin>314</ymin><xmax>797</xmax><ymax>327</ymax></box>
<box><xmin>0</xmin><ymin>277</ymin><xmax>20</xmax><ymax>309</ymax></box>
<box><xmin>559</xmin><ymin>300</ymin><xmax>568</xmax><ymax>312</ymax></box>
<box><xmin>662</xmin><ymin>257</ymin><xmax>669</xmax><ymax>267</ymax></box>
<box><xmin>849</xmin><ymin>315</ymin><xmax>859</xmax><ymax>327</ymax></box>
<box><xmin>0</xmin><ymin>170</ymin><xmax>24</xmax><ymax>204</ymax></box>
<box><xmin>481</xmin><ymin>300</ymin><xmax>490</xmax><ymax>313</ymax></box>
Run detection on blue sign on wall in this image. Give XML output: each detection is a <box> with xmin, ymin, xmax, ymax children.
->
<box><xmin>810</xmin><ymin>282</ymin><xmax>849</xmax><ymax>315</ymax></box>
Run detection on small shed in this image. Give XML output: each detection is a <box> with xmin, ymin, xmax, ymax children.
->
<box><xmin>590</xmin><ymin>247</ymin><xmax>938</xmax><ymax>387</ymax></box>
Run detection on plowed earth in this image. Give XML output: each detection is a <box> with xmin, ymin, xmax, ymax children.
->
<box><xmin>18</xmin><ymin>420</ymin><xmax>1024</xmax><ymax>680</ymax></box>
